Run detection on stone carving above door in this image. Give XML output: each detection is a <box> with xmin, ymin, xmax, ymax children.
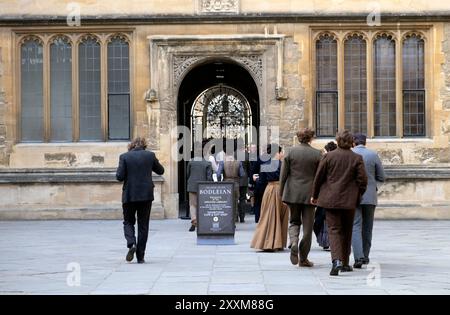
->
<box><xmin>173</xmin><ymin>54</ymin><xmax>263</xmax><ymax>87</ymax></box>
<box><xmin>230</xmin><ymin>55</ymin><xmax>263</xmax><ymax>86</ymax></box>
<box><xmin>198</xmin><ymin>0</ymin><xmax>240</xmax><ymax>14</ymax></box>
<box><xmin>173</xmin><ymin>56</ymin><xmax>203</xmax><ymax>87</ymax></box>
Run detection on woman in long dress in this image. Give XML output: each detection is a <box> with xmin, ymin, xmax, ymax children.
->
<box><xmin>250</xmin><ymin>144</ymin><xmax>289</xmax><ymax>251</ymax></box>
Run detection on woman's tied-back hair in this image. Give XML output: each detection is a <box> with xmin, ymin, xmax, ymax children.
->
<box><xmin>128</xmin><ymin>137</ymin><xmax>148</xmax><ymax>151</ymax></box>
<box><xmin>296</xmin><ymin>128</ymin><xmax>315</xmax><ymax>144</ymax></box>
<box><xmin>336</xmin><ymin>130</ymin><xmax>354</xmax><ymax>150</ymax></box>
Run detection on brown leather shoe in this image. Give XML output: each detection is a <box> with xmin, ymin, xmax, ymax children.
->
<box><xmin>299</xmin><ymin>259</ymin><xmax>314</xmax><ymax>267</ymax></box>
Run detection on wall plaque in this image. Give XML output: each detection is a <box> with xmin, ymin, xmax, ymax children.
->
<box><xmin>198</xmin><ymin>0</ymin><xmax>240</xmax><ymax>15</ymax></box>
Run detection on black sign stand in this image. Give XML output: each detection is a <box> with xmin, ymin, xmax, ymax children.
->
<box><xmin>196</xmin><ymin>181</ymin><xmax>236</xmax><ymax>245</ymax></box>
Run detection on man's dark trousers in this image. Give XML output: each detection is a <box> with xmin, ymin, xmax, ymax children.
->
<box><xmin>288</xmin><ymin>203</ymin><xmax>315</xmax><ymax>262</ymax></box>
<box><xmin>123</xmin><ymin>201</ymin><xmax>152</xmax><ymax>260</ymax></box>
<box><xmin>326</xmin><ymin>208</ymin><xmax>355</xmax><ymax>266</ymax></box>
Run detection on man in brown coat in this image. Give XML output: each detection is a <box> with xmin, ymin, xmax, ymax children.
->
<box><xmin>311</xmin><ymin>130</ymin><xmax>368</xmax><ymax>276</ymax></box>
<box><xmin>280</xmin><ymin>128</ymin><xmax>322</xmax><ymax>267</ymax></box>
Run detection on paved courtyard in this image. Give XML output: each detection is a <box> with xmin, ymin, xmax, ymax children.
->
<box><xmin>0</xmin><ymin>219</ymin><xmax>450</xmax><ymax>295</ymax></box>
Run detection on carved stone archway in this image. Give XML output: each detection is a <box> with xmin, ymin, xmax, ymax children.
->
<box><xmin>147</xmin><ymin>34</ymin><xmax>286</xmax><ymax>218</ymax></box>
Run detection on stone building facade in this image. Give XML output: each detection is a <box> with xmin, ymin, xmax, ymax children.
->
<box><xmin>0</xmin><ymin>0</ymin><xmax>450</xmax><ymax>219</ymax></box>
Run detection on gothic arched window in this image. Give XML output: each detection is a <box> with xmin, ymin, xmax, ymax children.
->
<box><xmin>50</xmin><ymin>36</ymin><xmax>72</xmax><ymax>141</ymax></box>
<box><xmin>403</xmin><ymin>34</ymin><xmax>425</xmax><ymax>136</ymax></box>
<box><xmin>21</xmin><ymin>37</ymin><xmax>44</xmax><ymax>142</ymax></box>
<box><xmin>344</xmin><ymin>34</ymin><xmax>367</xmax><ymax>134</ymax></box>
<box><xmin>316</xmin><ymin>34</ymin><xmax>338</xmax><ymax>137</ymax></box>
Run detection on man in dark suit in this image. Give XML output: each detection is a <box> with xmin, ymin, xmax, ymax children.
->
<box><xmin>280</xmin><ymin>128</ymin><xmax>322</xmax><ymax>267</ymax></box>
<box><xmin>186</xmin><ymin>140</ymin><xmax>213</xmax><ymax>232</ymax></box>
<box><xmin>248</xmin><ymin>144</ymin><xmax>261</xmax><ymax>222</ymax></box>
<box><xmin>311</xmin><ymin>130</ymin><xmax>367</xmax><ymax>276</ymax></box>
<box><xmin>237</xmin><ymin>139</ymin><xmax>249</xmax><ymax>223</ymax></box>
<box><xmin>116</xmin><ymin>137</ymin><xmax>165</xmax><ymax>264</ymax></box>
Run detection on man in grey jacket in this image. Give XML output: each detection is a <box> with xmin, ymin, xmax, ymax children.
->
<box><xmin>280</xmin><ymin>128</ymin><xmax>322</xmax><ymax>267</ymax></box>
<box><xmin>186</xmin><ymin>141</ymin><xmax>213</xmax><ymax>232</ymax></box>
<box><xmin>351</xmin><ymin>133</ymin><xmax>386</xmax><ymax>268</ymax></box>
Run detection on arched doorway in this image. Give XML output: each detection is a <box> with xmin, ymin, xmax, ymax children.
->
<box><xmin>177</xmin><ymin>60</ymin><xmax>260</xmax><ymax>217</ymax></box>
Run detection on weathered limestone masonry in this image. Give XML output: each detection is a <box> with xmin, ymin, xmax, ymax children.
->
<box><xmin>0</xmin><ymin>45</ymin><xmax>11</xmax><ymax>167</ymax></box>
<box><xmin>0</xmin><ymin>0</ymin><xmax>450</xmax><ymax>219</ymax></box>
<box><xmin>0</xmin><ymin>47</ymin><xmax>5</xmax><ymax>165</ymax></box>
<box><xmin>441</xmin><ymin>24</ymin><xmax>450</xmax><ymax>140</ymax></box>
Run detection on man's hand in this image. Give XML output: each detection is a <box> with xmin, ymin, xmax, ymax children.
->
<box><xmin>310</xmin><ymin>198</ymin><xmax>318</xmax><ymax>205</ymax></box>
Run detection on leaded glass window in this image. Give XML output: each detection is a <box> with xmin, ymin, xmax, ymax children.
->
<box><xmin>374</xmin><ymin>34</ymin><xmax>396</xmax><ymax>137</ymax></box>
<box><xmin>50</xmin><ymin>36</ymin><xmax>72</xmax><ymax>141</ymax></box>
<box><xmin>107</xmin><ymin>37</ymin><xmax>130</xmax><ymax>140</ymax></box>
<box><xmin>344</xmin><ymin>34</ymin><xmax>367</xmax><ymax>134</ymax></box>
<box><xmin>79</xmin><ymin>37</ymin><xmax>102</xmax><ymax>141</ymax></box>
<box><xmin>403</xmin><ymin>34</ymin><xmax>425</xmax><ymax>136</ymax></box>
<box><xmin>316</xmin><ymin>34</ymin><xmax>338</xmax><ymax>137</ymax></box>
<box><xmin>21</xmin><ymin>38</ymin><xmax>44</xmax><ymax>142</ymax></box>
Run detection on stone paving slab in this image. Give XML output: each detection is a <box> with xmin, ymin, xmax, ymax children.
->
<box><xmin>0</xmin><ymin>219</ymin><xmax>450</xmax><ymax>295</ymax></box>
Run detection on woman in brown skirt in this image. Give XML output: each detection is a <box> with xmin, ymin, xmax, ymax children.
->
<box><xmin>251</xmin><ymin>144</ymin><xmax>289</xmax><ymax>251</ymax></box>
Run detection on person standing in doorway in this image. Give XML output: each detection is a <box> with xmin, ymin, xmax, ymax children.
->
<box><xmin>206</xmin><ymin>138</ymin><xmax>219</xmax><ymax>175</ymax></box>
<box><xmin>311</xmin><ymin>130</ymin><xmax>367</xmax><ymax>276</ymax></box>
<box><xmin>351</xmin><ymin>133</ymin><xmax>386</xmax><ymax>268</ymax></box>
<box><xmin>116</xmin><ymin>137</ymin><xmax>165</xmax><ymax>264</ymax></box>
<box><xmin>248</xmin><ymin>143</ymin><xmax>261</xmax><ymax>221</ymax></box>
<box><xmin>217</xmin><ymin>143</ymin><xmax>245</xmax><ymax>223</ymax></box>
<box><xmin>237</xmin><ymin>138</ymin><xmax>249</xmax><ymax>223</ymax></box>
<box><xmin>252</xmin><ymin>146</ymin><xmax>272</xmax><ymax>223</ymax></box>
<box><xmin>186</xmin><ymin>140</ymin><xmax>214</xmax><ymax>232</ymax></box>
<box><xmin>280</xmin><ymin>128</ymin><xmax>322</xmax><ymax>267</ymax></box>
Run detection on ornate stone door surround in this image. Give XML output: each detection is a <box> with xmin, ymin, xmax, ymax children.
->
<box><xmin>147</xmin><ymin>34</ymin><xmax>286</xmax><ymax>218</ymax></box>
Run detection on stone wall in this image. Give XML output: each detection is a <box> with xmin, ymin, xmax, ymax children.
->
<box><xmin>0</xmin><ymin>169</ymin><xmax>165</xmax><ymax>220</ymax></box>
<box><xmin>0</xmin><ymin>46</ymin><xmax>7</xmax><ymax>167</ymax></box>
<box><xmin>279</xmin><ymin>36</ymin><xmax>306</xmax><ymax>147</ymax></box>
<box><xmin>0</xmin><ymin>16</ymin><xmax>450</xmax><ymax>219</ymax></box>
<box><xmin>1</xmin><ymin>0</ymin><xmax>450</xmax><ymax>17</ymax></box>
<box><xmin>377</xmin><ymin>178</ymin><xmax>450</xmax><ymax>219</ymax></box>
<box><xmin>8</xmin><ymin>143</ymin><xmax>129</xmax><ymax>168</ymax></box>
<box><xmin>441</xmin><ymin>23</ymin><xmax>450</xmax><ymax>145</ymax></box>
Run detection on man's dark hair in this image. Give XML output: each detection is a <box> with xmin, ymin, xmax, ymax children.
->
<box><xmin>353</xmin><ymin>133</ymin><xmax>367</xmax><ymax>146</ymax></box>
<box><xmin>336</xmin><ymin>130</ymin><xmax>354</xmax><ymax>150</ymax></box>
<box><xmin>324</xmin><ymin>141</ymin><xmax>337</xmax><ymax>152</ymax></box>
<box><xmin>266</xmin><ymin>143</ymin><xmax>282</xmax><ymax>158</ymax></box>
<box><xmin>296</xmin><ymin>128</ymin><xmax>315</xmax><ymax>144</ymax></box>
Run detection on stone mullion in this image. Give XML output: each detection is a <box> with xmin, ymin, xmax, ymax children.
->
<box><xmin>129</xmin><ymin>32</ymin><xmax>135</xmax><ymax>140</ymax></box>
<box><xmin>15</xmin><ymin>36</ymin><xmax>22</xmax><ymax>142</ymax></box>
<box><xmin>396</xmin><ymin>33</ymin><xmax>404</xmax><ymax>138</ymax></box>
<box><xmin>72</xmin><ymin>35</ymin><xmax>79</xmax><ymax>142</ymax></box>
<box><xmin>43</xmin><ymin>37</ymin><xmax>50</xmax><ymax>142</ymax></box>
<box><xmin>100</xmin><ymin>36</ymin><xmax>108</xmax><ymax>142</ymax></box>
<box><xmin>424</xmin><ymin>31</ymin><xmax>432</xmax><ymax>138</ymax></box>
<box><xmin>367</xmin><ymin>32</ymin><xmax>374</xmax><ymax>138</ymax></box>
<box><xmin>72</xmin><ymin>35</ymin><xmax>80</xmax><ymax>142</ymax></box>
<box><xmin>338</xmin><ymin>36</ymin><xmax>345</xmax><ymax>132</ymax></box>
